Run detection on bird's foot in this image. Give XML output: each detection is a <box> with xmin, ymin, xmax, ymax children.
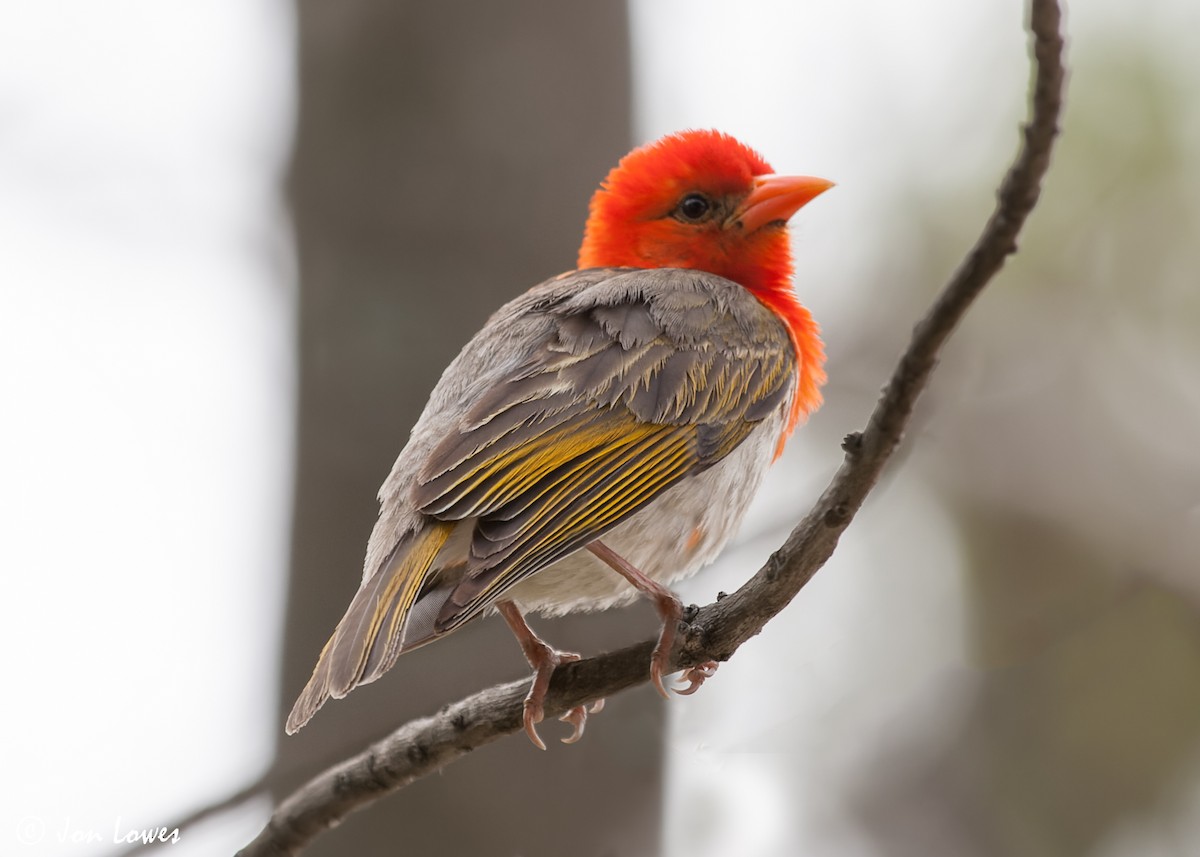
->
<box><xmin>519</xmin><ymin>645</ymin><xmax>580</xmax><ymax>750</ymax></box>
<box><xmin>499</xmin><ymin>600</ymin><xmax>605</xmax><ymax>749</ymax></box>
<box><xmin>674</xmin><ymin>660</ymin><xmax>719</xmax><ymax>695</ymax></box>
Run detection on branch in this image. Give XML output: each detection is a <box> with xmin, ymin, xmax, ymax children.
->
<box><xmin>240</xmin><ymin>2</ymin><xmax>1064</xmax><ymax>853</ymax></box>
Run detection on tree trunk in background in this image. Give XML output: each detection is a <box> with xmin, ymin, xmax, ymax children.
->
<box><xmin>281</xmin><ymin>2</ymin><xmax>654</xmax><ymax>854</ymax></box>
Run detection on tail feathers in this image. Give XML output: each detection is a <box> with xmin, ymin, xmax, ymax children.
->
<box><xmin>285</xmin><ymin>521</ymin><xmax>454</xmax><ymax>734</ymax></box>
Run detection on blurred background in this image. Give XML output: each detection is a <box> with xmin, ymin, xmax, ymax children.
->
<box><xmin>2</xmin><ymin>0</ymin><xmax>1198</xmax><ymax>855</ymax></box>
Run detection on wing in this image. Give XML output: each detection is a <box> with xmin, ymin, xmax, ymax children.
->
<box><xmin>411</xmin><ymin>267</ymin><xmax>795</xmax><ymax>632</ymax></box>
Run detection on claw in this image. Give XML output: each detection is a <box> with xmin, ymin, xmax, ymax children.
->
<box><xmin>650</xmin><ymin>658</ymin><xmax>671</xmax><ymax>700</ymax></box>
<box><xmin>557</xmin><ymin>696</ymin><xmax>607</xmax><ymax>743</ymax></box>
<box><xmin>675</xmin><ymin>660</ymin><xmax>719</xmax><ymax>695</ymax></box>
<box><xmin>523</xmin><ymin>698</ymin><xmax>548</xmax><ymax>751</ymax></box>
<box><xmin>559</xmin><ymin>705</ymin><xmax>588</xmax><ymax>744</ymax></box>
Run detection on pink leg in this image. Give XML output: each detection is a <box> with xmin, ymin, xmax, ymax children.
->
<box><xmin>497</xmin><ymin>600</ymin><xmax>601</xmax><ymax>749</ymax></box>
<box><xmin>586</xmin><ymin>540</ymin><xmax>720</xmax><ymax>699</ymax></box>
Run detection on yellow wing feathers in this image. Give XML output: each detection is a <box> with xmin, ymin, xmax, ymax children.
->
<box><xmin>412</xmin><ymin>273</ymin><xmax>795</xmax><ymax>630</ymax></box>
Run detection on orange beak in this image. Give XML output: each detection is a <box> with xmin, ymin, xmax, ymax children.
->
<box><xmin>729</xmin><ymin>174</ymin><xmax>835</xmax><ymax>233</ymax></box>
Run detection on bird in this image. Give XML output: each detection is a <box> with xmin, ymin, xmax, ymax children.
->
<box><xmin>286</xmin><ymin>129</ymin><xmax>832</xmax><ymax>749</ymax></box>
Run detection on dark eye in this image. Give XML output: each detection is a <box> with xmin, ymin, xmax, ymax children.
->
<box><xmin>676</xmin><ymin>193</ymin><xmax>711</xmax><ymax>222</ymax></box>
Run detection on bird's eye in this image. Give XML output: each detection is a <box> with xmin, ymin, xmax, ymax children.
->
<box><xmin>676</xmin><ymin>193</ymin><xmax>712</xmax><ymax>222</ymax></box>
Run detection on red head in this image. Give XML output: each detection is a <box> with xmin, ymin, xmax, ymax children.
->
<box><xmin>578</xmin><ymin>129</ymin><xmax>832</xmax><ymax>445</ymax></box>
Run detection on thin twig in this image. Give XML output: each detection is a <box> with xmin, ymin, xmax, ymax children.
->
<box><xmin>239</xmin><ymin>2</ymin><xmax>1065</xmax><ymax>853</ymax></box>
